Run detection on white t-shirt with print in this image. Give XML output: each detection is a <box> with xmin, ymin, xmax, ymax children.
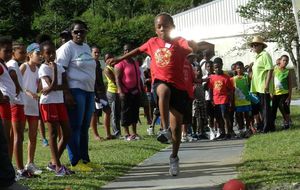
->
<box><xmin>5</xmin><ymin>59</ymin><xmax>24</xmax><ymax>104</ymax></box>
<box><xmin>0</xmin><ymin>63</ymin><xmax>16</xmax><ymax>103</ymax></box>
<box><xmin>56</xmin><ymin>40</ymin><xmax>96</xmax><ymax>92</ymax></box>
<box><xmin>39</xmin><ymin>63</ymin><xmax>65</xmax><ymax>104</ymax></box>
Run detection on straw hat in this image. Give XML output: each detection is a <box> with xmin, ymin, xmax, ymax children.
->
<box><xmin>249</xmin><ymin>36</ymin><xmax>267</xmax><ymax>48</ymax></box>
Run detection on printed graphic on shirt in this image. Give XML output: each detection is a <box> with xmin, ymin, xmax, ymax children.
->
<box><xmin>274</xmin><ymin>77</ymin><xmax>283</xmax><ymax>90</ymax></box>
<box><xmin>76</xmin><ymin>52</ymin><xmax>94</xmax><ymax>62</ymax></box>
<box><xmin>154</xmin><ymin>48</ymin><xmax>171</xmax><ymax>67</ymax></box>
<box><xmin>214</xmin><ymin>80</ymin><xmax>223</xmax><ymax>90</ymax></box>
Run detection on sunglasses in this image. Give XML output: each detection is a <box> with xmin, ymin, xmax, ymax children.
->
<box><xmin>72</xmin><ymin>29</ymin><xmax>87</xmax><ymax>35</ymax></box>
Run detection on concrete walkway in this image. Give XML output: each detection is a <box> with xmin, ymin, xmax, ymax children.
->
<box><xmin>291</xmin><ymin>99</ymin><xmax>300</xmax><ymax>106</ymax></box>
<box><xmin>102</xmin><ymin>139</ymin><xmax>245</xmax><ymax>190</ymax></box>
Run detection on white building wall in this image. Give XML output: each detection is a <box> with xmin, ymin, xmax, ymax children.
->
<box><xmin>172</xmin><ymin>0</ymin><xmax>289</xmax><ymax>70</ymax></box>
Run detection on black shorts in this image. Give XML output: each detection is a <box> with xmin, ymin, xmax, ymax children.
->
<box><xmin>120</xmin><ymin>93</ymin><xmax>140</xmax><ymax>127</ymax></box>
<box><xmin>153</xmin><ymin>79</ymin><xmax>189</xmax><ymax>115</ymax></box>
<box><xmin>214</xmin><ymin>104</ymin><xmax>230</xmax><ymax>118</ymax></box>
<box><xmin>182</xmin><ymin>99</ymin><xmax>193</xmax><ymax>124</ymax></box>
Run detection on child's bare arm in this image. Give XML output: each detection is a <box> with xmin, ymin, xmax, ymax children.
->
<box><xmin>9</xmin><ymin>70</ymin><xmax>22</xmax><ymax>96</ymax></box>
<box><xmin>106</xmin><ymin>48</ymin><xmax>141</xmax><ymax>66</ymax></box>
<box><xmin>61</xmin><ymin>72</ymin><xmax>76</xmax><ymax>107</ymax></box>
<box><xmin>114</xmin><ymin>67</ymin><xmax>125</xmax><ymax>97</ymax></box>
<box><xmin>40</xmin><ymin>76</ymin><xmax>53</xmax><ymax>95</ymax></box>
<box><xmin>104</xmin><ymin>67</ymin><xmax>116</xmax><ymax>84</ymax></box>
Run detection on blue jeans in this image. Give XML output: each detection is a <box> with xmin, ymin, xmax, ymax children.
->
<box><xmin>66</xmin><ymin>88</ymin><xmax>95</xmax><ymax>165</ymax></box>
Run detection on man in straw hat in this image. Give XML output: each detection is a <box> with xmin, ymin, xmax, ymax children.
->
<box><xmin>249</xmin><ymin>36</ymin><xmax>274</xmax><ymax>133</ymax></box>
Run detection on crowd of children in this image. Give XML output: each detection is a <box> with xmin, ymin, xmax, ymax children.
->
<box><xmin>0</xmin><ymin>12</ymin><xmax>293</xmax><ymax>184</ymax></box>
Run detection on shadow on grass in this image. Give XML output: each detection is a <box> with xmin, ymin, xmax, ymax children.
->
<box><xmin>238</xmin><ymin>158</ymin><xmax>300</xmax><ymax>188</ymax></box>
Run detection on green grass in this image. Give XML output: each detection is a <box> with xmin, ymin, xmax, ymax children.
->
<box><xmin>18</xmin><ymin>116</ymin><xmax>167</xmax><ymax>190</ymax></box>
<box><xmin>238</xmin><ymin>105</ymin><xmax>300</xmax><ymax>189</ymax></box>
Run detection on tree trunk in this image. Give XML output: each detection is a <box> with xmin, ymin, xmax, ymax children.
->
<box><xmin>286</xmin><ymin>37</ymin><xmax>300</xmax><ymax>90</ymax></box>
<box><xmin>296</xmin><ymin>38</ymin><xmax>300</xmax><ymax>90</ymax></box>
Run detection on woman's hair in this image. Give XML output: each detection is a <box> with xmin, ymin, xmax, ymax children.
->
<box><xmin>70</xmin><ymin>20</ymin><xmax>88</xmax><ymax>31</ymax></box>
<box><xmin>154</xmin><ymin>12</ymin><xmax>175</xmax><ymax>27</ymax></box>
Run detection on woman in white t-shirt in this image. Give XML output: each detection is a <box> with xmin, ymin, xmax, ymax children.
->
<box><xmin>56</xmin><ymin>20</ymin><xmax>96</xmax><ymax>172</ymax></box>
<box><xmin>39</xmin><ymin>41</ymin><xmax>72</xmax><ymax>176</ymax></box>
<box><xmin>20</xmin><ymin>43</ymin><xmax>42</xmax><ymax>175</ymax></box>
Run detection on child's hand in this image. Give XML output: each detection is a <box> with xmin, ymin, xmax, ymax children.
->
<box><xmin>285</xmin><ymin>97</ymin><xmax>291</xmax><ymax>105</ymax></box>
<box><xmin>26</xmin><ymin>90</ymin><xmax>39</xmax><ymax>100</ymax></box>
<box><xmin>106</xmin><ymin>57</ymin><xmax>119</xmax><ymax>66</ymax></box>
<box><xmin>41</xmin><ymin>87</ymin><xmax>52</xmax><ymax>95</ymax></box>
<box><xmin>49</xmin><ymin>61</ymin><xmax>57</xmax><ymax>69</ymax></box>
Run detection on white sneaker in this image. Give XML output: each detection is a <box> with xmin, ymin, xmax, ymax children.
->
<box><xmin>157</xmin><ymin>129</ymin><xmax>171</xmax><ymax>143</ymax></box>
<box><xmin>25</xmin><ymin>163</ymin><xmax>42</xmax><ymax>175</ymax></box>
<box><xmin>209</xmin><ymin>128</ymin><xmax>215</xmax><ymax>140</ymax></box>
<box><xmin>187</xmin><ymin>134</ymin><xmax>195</xmax><ymax>142</ymax></box>
<box><xmin>215</xmin><ymin>129</ymin><xmax>221</xmax><ymax>139</ymax></box>
<box><xmin>181</xmin><ymin>135</ymin><xmax>188</xmax><ymax>143</ymax></box>
<box><xmin>169</xmin><ymin>156</ymin><xmax>179</xmax><ymax>176</ymax></box>
<box><xmin>147</xmin><ymin>127</ymin><xmax>154</xmax><ymax>135</ymax></box>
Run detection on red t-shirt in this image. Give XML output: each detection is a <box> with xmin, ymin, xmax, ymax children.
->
<box><xmin>183</xmin><ymin>59</ymin><xmax>194</xmax><ymax>99</ymax></box>
<box><xmin>208</xmin><ymin>74</ymin><xmax>234</xmax><ymax>105</ymax></box>
<box><xmin>139</xmin><ymin>37</ymin><xmax>191</xmax><ymax>91</ymax></box>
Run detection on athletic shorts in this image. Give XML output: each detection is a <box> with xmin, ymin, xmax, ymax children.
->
<box><xmin>153</xmin><ymin>79</ymin><xmax>188</xmax><ymax>115</ymax></box>
<box><xmin>235</xmin><ymin>105</ymin><xmax>252</xmax><ymax>113</ymax></box>
<box><xmin>214</xmin><ymin>104</ymin><xmax>230</xmax><ymax>118</ymax></box>
<box><xmin>40</xmin><ymin>103</ymin><xmax>68</xmax><ymax>122</ymax></box>
<box><xmin>11</xmin><ymin>104</ymin><xmax>26</xmax><ymax>122</ymax></box>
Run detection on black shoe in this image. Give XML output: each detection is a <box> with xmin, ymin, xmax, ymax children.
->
<box><xmin>223</xmin><ymin>134</ymin><xmax>231</xmax><ymax>140</ymax></box>
<box><xmin>198</xmin><ymin>134</ymin><xmax>209</xmax><ymax>140</ymax></box>
<box><xmin>283</xmin><ymin>124</ymin><xmax>290</xmax><ymax>130</ymax></box>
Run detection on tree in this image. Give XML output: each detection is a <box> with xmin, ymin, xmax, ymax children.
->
<box><xmin>237</xmin><ymin>0</ymin><xmax>300</xmax><ymax>89</ymax></box>
<box><xmin>0</xmin><ymin>0</ymin><xmax>39</xmax><ymax>40</ymax></box>
<box><xmin>32</xmin><ymin>0</ymin><xmax>91</xmax><ymax>43</ymax></box>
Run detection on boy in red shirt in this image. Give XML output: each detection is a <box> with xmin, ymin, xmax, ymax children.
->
<box><xmin>107</xmin><ymin>12</ymin><xmax>198</xmax><ymax>176</ymax></box>
<box><xmin>209</xmin><ymin>58</ymin><xmax>234</xmax><ymax>140</ymax></box>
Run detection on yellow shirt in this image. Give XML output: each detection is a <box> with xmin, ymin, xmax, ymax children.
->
<box><xmin>105</xmin><ymin>65</ymin><xmax>118</xmax><ymax>93</ymax></box>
